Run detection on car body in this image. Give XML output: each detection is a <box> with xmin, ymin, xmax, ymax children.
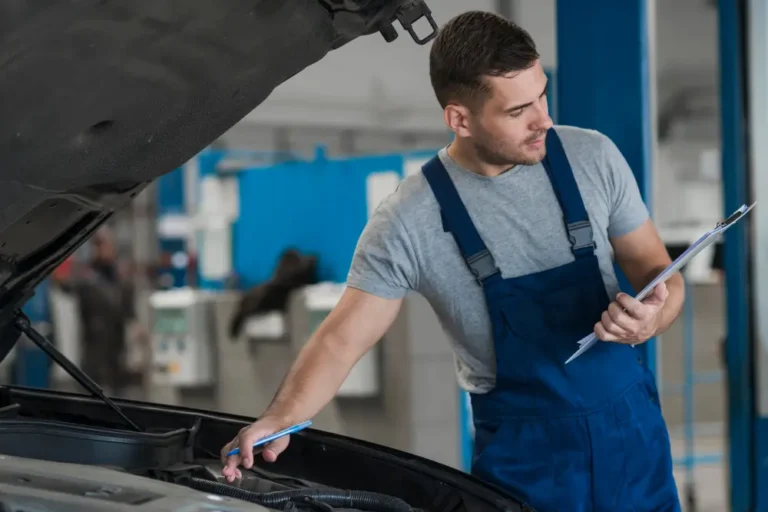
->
<box><xmin>0</xmin><ymin>1</ymin><xmax>532</xmax><ymax>511</ymax></box>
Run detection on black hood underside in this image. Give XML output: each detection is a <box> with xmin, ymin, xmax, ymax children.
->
<box><xmin>0</xmin><ymin>0</ymin><xmax>435</xmax><ymax>352</ymax></box>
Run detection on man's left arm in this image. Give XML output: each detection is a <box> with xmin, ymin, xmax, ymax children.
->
<box><xmin>593</xmin><ymin>133</ymin><xmax>685</xmax><ymax>344</ymax></box>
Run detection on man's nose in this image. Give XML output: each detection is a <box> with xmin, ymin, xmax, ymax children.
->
<box><xmin>540</xmin><ymin>114</ymin><xmax>554</xmax><ymax>131</ymax></box>
<box><xmin>531</xmin><ymin>102</ymin><xmax>553</xmax><ymax>132</ymax></box>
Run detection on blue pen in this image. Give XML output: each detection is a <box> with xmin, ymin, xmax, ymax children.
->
<box><xmin>226</xmin><ymin>420</ymin><xmax>313</xmax><ymax>457</ymax></box>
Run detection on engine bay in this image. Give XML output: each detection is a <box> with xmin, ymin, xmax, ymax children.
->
<box><xmin>0</xmin><ymin>391</ymin><xmax>417</xmax><ymax>511</ymax></box>
<box><xmin>0</xmin><ymin>454</ymin><xmax>419</xmax><ymax>512</ymax></box>
<box><xmin>0</xmin><ymin>455</ymin><xmax>271</xmax><ymax>512</ymax></box>
<box><xmin>0</xmin><ymin>385</ymin><xmax>525</xmax><ymax>512</ymax></box>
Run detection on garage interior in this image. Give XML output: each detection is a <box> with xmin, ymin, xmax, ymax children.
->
<box><xmin>2</xmin><ymin>1</ymin><xmax>765</xmax><ymax>511</ymax></box>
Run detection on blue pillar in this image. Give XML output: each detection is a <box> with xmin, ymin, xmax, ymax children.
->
<box><xmin>718</xmin><ymin>0</ymin><xmax>753</xmax><ymax>509</ymax></box>
<box><xmin>555</xmin><ymin>0</ymin><xmax>656</xmax><ymax>375</ymax></box>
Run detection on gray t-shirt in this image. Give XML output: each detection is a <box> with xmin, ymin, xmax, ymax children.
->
<box><xmin>346</xmin><ymin>125</ymin><xmax>650</xmax><ymax>393</ymax></box>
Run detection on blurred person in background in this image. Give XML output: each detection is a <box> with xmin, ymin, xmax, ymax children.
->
<box><xmin>72</xmin><ymin>226</ymin><xmax>140</xmax><ymax>395</ymax></box>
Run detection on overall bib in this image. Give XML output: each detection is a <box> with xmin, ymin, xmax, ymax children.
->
<box><xmin>422</xmin><ymin>128</ymin><xmax>680</xmax><ymax>512</ymax></box>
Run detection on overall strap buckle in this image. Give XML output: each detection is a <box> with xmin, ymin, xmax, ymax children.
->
<box><xmin>542</xmin><ymin>129</ymin><xmax>598</xmax><ymax>258</ymax></box>
<box><xmin>421</xmin><ymin>155</ymin><xmax>501</xmax><ymax>288</ymax></box>
<box><xmin>467</xmin><ymin>249</ymin><xmax>500</xmax><ymax>285</ymax></box>
<box><xmin>567</xmin><ymin>220</ymin><xmax>596</xmax><ymax>254</ymax></box>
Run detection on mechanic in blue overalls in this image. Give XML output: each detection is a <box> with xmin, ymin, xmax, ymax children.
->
<box><xmin>221</xmin><ymin>11</ymin><xmax>684</xmax><ymax>511</ymax></box>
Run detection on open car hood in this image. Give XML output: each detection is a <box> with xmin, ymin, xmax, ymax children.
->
<box><xmin>0</xmin><ymin>0</ymin><xmax>437</xmax><ymax>357</ymax></box>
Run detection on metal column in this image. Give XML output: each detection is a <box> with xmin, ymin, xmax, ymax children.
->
<box><xmin>554</xmin><ymin>0</ymin><xmax>657</xmax><ymax>375</ymax></box>
<box><xmin>718</xmin><ymin>0</ymin><xmax>754</xmax><ymax>509</ymax></box>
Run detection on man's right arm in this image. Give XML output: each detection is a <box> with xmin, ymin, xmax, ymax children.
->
<box><xmin>220</xmin><ymin>289</ymin><xmax>403</xmax><ymax>480</ymax></box>
<box><xmin>221</xmin><ymin>193</ymin><xmax>418</xmax><ymax>480</ymax></box>
<box><xmin>263</xmin><ymin>286</ymin><xmax>402</xmax><ymax>426</ymax></box>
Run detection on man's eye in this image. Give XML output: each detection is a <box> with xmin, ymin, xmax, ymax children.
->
<box><xmin>509</xmin><ymin>110</ymin><xmax>523</xmax><ymax>118</ymax></box>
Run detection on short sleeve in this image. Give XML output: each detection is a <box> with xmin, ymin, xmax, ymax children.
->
<box><xmin>346</xmin><ymin>202</ymin><xmax>419</xmax><ymax>299</ymax></box>
<box><xmin>601</xmin><ymin>134</ymin><xmax>651</xmax><ymax>238</ymax></box>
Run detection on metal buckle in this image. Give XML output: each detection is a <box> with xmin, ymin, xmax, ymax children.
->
<box><xmin>466</xmin><ymin>250</ymin><xmax>500</xmax><ymax>284</ymax></box>
<box><xmin>567</xmin><ymin>220</ymin><xmax>596</xmax><ymax>251</ymax></box>
<box><xmin>395</xmin><ymin>1</ymin><xmax>439</xmax><ymax>45</ymax></box>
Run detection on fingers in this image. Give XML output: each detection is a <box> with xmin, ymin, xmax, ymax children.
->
<box><xmin>237</xmin><ymin>429</ymin><xmax>260</xmax><ymax>469</ymax></box>
<box><xmin>262</xmin><ymin>435</ymin><xmax>290</xmax><ymax>462</ymax></box>
<box><xmin>221</xmin><ymin>451</ymin><xmax>242</xmax><ymax>483</ymax></box>
<box><xmin>220</xmin><ymin>419</ymin><xmax>294</xmax><ymax>480</ymax></box>
<box><xmin>595</xmin><ymin>302</ymin><xmax>631</xmax><ymax>340</ymax></box>
<box><xmin>220</xmin><ymin>433</ymin><xmax>244</xmax><ymax>483</ymax></box>
<box><xmin>595</xmin><ymin>313</ymin><xmax>624</xmax><ymax>341</ymax></box>
<box><xmin>594</xmin><ymin>319</ymin><xmax>614</xmax><ymax>342</ymax></box>
<box><xmin>606</xmin><ymin>302</ymin><xmax>635</xmax><ymax>332</ymax></box>
<box><xmin>236</xmin><ymin>428</ymin><xmax>292</xmax><ymax>469</ymax></box>
<box><xmin>615</xmin><ymin>293</ymin><xmax>645</xmax><ymax>319</ymax></box>
<box><xmin>597</xmin><ymin>285</ymin><xmax>668</xmax><ymax>344</ymax></box>
<box><xmin>617</xmin><ymin>283</ymin><xmax>668</xmax><ymax>313</ymax></box>
<box><xmin>221</xmin><ymin>466</ymin><xmax>242</xmax><ymax>483</ymax></box>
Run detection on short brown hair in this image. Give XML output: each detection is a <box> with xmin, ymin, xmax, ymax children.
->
<box><xmin>429</xmin><ymin>11</ymin><xmax>539</xmax><ymax>110</ymax></box>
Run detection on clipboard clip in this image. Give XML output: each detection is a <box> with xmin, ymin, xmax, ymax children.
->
<box><xmin>717</xmin><ymin>202</ymin><xmax>756</xmax><ymax>229</ymax></box>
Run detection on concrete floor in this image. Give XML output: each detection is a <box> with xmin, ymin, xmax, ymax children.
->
<box><xmin>658</xmin><ymin>283</ymin><xmax>726</xmax><ymax>428</ymax></box>
<box><xmin>670</xmin><ymin>427</ymin><xmax>727</xmax><ymax>512</ymax></box>
<box><xmin>659</xmin><ymin>283</ymin><xmax>730</xmax><ymax>511</ymax></box>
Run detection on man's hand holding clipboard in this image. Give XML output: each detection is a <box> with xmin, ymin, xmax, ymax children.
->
<box><xmin>566</xmin><ymin>202</ymin><xmax>756</xmax><ymax>364</ymax></box>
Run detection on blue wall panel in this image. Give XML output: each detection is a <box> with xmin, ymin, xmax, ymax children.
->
<box><xmin>555</xmin><ymin>0</ymin><xmax>655</xmax><ymax>374</ymax></box>
<box><xmin>232</xmin><ymin>154</ymin><xmax>407</xmax><ymax>289</ymax></box>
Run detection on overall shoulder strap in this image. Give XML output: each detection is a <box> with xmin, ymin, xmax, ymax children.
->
<box><xmin>541</xmin><ymin>128</ymin><xmax>597</xmax><ymax>258</ymax></box>
<box><xmin>422</xmin><ymin>155</ymin><xmax>501</xmax><ymax>286</ymax></box>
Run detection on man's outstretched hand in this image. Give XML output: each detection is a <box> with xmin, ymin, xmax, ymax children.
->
<box><xmin>594</xmin><ymin>282</ymin><xmax>669</xmax><ymax>344</ymax></box>
<box><xmin>220</xmin><ymin>416</ymin><xmax>292</xmax><ymax>483</ymax></box>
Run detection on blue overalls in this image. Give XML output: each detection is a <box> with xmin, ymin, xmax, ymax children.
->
<box><xmin>422</xmin><ymin>128</ymin><xmax>681</xmax><ymax>512</ymax></box>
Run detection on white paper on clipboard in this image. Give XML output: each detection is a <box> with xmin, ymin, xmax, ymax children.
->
<box><xmin>565</xmin><ymin>202</ymin><xmax>756</xmax><ymax>364</ymax></box>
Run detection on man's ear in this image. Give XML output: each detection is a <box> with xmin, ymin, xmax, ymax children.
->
<box><xmin>444</xmin><ymin>104</ymin><xmax>474</xmax><ymax>138</ymax></box>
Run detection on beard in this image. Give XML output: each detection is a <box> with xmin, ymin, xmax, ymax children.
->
<box><xmin>473</xmin><ymin>129</ymin><xmax>548</xmax><ymax>167</ymax></box>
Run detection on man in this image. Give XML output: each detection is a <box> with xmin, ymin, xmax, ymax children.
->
<box><xmin>221</xmin><ymin>11</ymin><xmax>684</xmax><ymax>511</ymax></box>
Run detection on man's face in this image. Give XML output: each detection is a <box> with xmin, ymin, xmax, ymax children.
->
<box><xmin>450</xmin><ymin>61</ymin><xmax>553</xmax><ymax>167</ymax></box>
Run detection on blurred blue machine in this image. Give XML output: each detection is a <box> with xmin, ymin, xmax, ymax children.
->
<box><xmin>193</xmin><ymin>146</ymin><xmax>436</xmax><ymax>290</ymax></box>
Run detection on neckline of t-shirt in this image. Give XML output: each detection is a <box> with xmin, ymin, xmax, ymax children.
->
<box><xmin>437</xmin><ymin>147</ymin><xmax>524</xmax><ymax>183</ymax></box>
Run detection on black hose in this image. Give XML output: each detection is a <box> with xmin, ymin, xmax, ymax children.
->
<box><xmin>178</xmin><ymin>476</ymin><xmax>415</xmax><ymax>512</ymax></box>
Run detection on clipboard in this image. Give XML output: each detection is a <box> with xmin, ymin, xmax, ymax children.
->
<box><xmin>565</xmin><ymin>202</ymin><xmax>756</xmax><ymax>364</ymax></box>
